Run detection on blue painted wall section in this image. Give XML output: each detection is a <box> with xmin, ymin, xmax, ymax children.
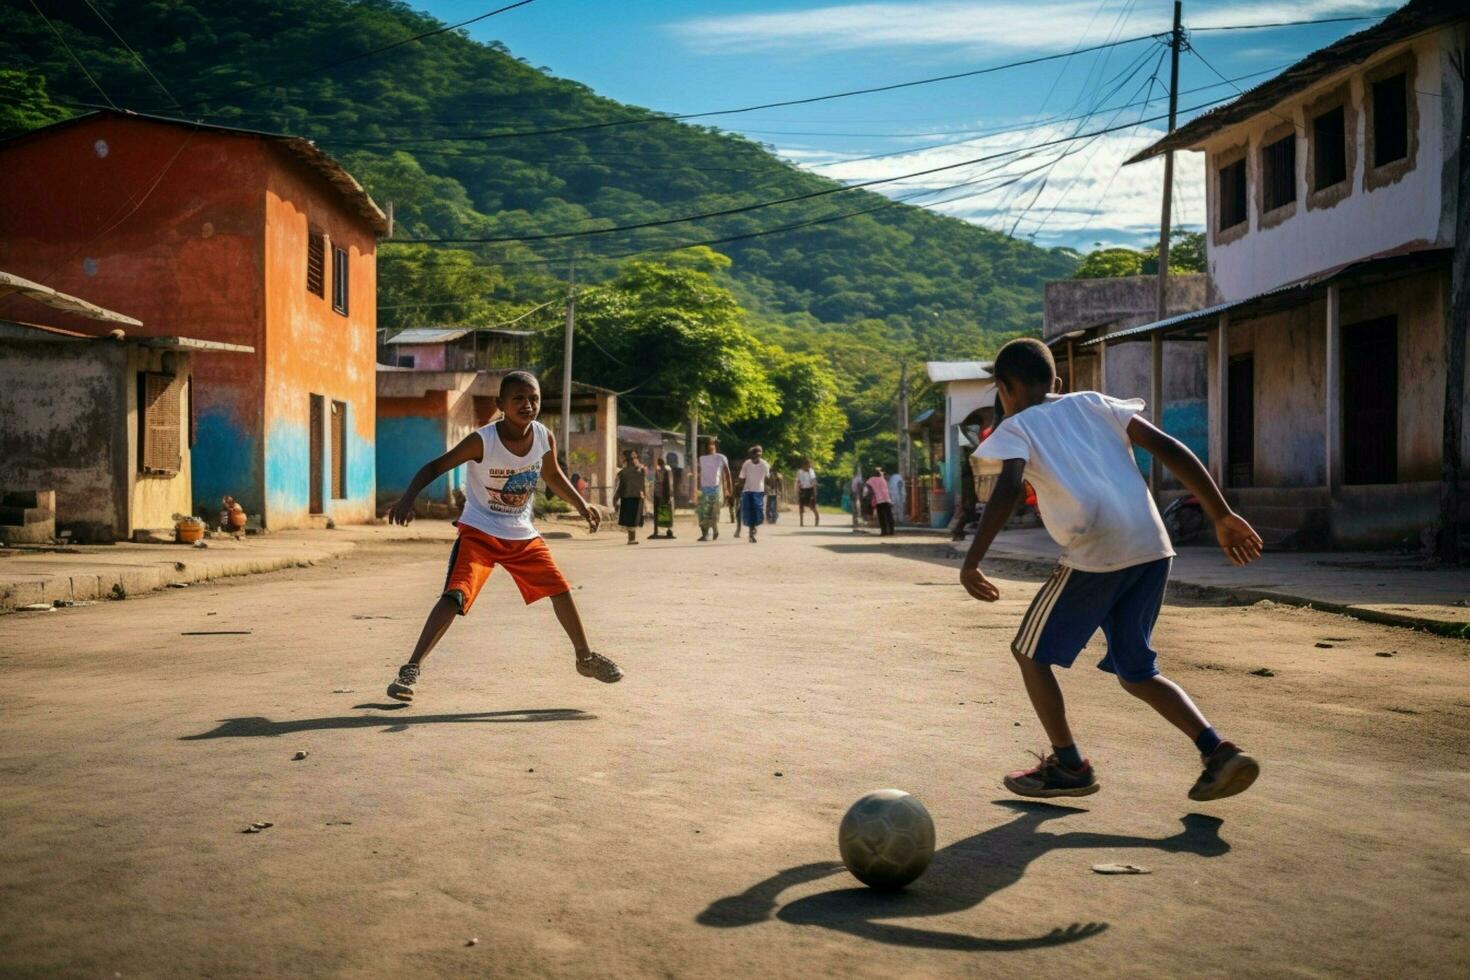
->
<box><xmin>194</xmin><ymin>407</ymin><xmax>261</xmax><ymax>517</ymax></box>
<box><xmin>265</xmin><ymin>417</ymin><xmax>311</xmax><ymax>521</ymax></box>
<box><xmin>1135</xmin><ymin>399</ymin><xmax>1210</xmax><ymax>477</ymax></box>
<box><xmin>376</xmin><ymin>415</ymin><xmax>451</xmax><ymax>503</ymax></box>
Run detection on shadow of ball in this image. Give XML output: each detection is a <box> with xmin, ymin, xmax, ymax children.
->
<box><xmin>838</xmin><ymin>789</ymin><xmax>936</xmax><ymax>890</ymax></box>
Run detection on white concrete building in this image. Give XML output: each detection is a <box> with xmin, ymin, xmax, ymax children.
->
<box><xmin>1101</xmin><ymin>0</ymin><xmax>1465</xmax><ymax>548</ymax></box>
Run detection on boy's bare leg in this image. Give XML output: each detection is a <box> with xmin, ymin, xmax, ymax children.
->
<box><xmin>549</xmin><ymin>590</ymin><xmax>592</xmax><ymax>656</ymax></box>
<box><xmin>409</xmin><ymin>595</ymin><xmax>460</xmax><ymax>666</ymax></box>
<box><xmin>1013</xmin><ymin>651</ymin><xmax>1076</xmax><ymax>748</ymax></box>
<box><xmin>551</xmin><ymin>590</ymin><xmax>623</xmax><ymax>682</ymax></box>
<box><xmin>1118</xmin><ymin>674</ymin><xmax>1209</xmax><ymax>740</ymax></box>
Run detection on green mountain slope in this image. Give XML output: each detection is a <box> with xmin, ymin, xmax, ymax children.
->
<box><xmin>0</xmin><ymin>0</ymin><xmax>1076</xmax><ymax>351</ymax></box>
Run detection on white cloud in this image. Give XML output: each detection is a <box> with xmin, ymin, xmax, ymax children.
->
<box><xmin>780</xmin><ymin>121</ymin><xmax>1207</xmax><ymax>246</ymax></box>
<box><xmin>672</xmin><ymin>1</ymin><xmax>1387</xmax><ymax>55</ymax></box>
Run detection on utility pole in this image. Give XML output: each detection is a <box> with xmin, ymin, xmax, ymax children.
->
<box><xmin>1151</xmin><ymin>0</ymin><xmax>1184</xmax><ymax>496</ymax></box>
<box><xmin>897</xmin><ymin>361</ymin><xmax>911</xmax><ymax>521</ymax></box>
<box><xmin>1438</xmin><ymin>51</ymin><xmax>1468</xmax><ymax>563</ymax></box>
<box><xmin>559</xmin><ymin>255</ymin><xmax>576</xmax><ymax>472</ymax></box>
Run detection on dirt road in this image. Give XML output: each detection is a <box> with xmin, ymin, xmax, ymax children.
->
<box><xmin>2</xmin><ymin>518</ymin><xmax>1467</xmax><ymax>978</ymax></box>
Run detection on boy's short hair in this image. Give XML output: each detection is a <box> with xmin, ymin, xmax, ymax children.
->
<box><xmin>499</xmin><ymin>370</ymin><xmax>540</xmax><ymax>395</ymax></box>
<box><xmin>993</xmin><ymin>338</ymin><xmax>1056</xmax><ymax>389</ymax></box>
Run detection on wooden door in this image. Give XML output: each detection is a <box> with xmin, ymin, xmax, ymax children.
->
<box><xmin>309</xmin><ymin>394</ymin><xmax>324</xmax><ymax>514</ymax></box>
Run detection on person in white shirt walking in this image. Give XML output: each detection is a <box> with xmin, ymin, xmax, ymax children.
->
<box><xmin>696</xmin><ymin>437</ymin><xmax>731</xmax><ymax>542</ymax></box>
<box><xmin>738</xmin><ymin>445</ymin><xmax>772</xmax><ymax>543</ymax></box>
<box><xmin>886</xmin><ymin>468</ymin><xmax>906</xmax><ymax>527</ymax></box>
<box><xmin>796</xmin><ymin>459</ymin><xmax>820</xmax><ymax>526</ymax></box>
<box><xmin>961</xmin><ymin>338</ymin><xmax>1263</xmax><ymax>803</ymax></box>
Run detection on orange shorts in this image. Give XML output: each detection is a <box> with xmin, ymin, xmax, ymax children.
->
<box><xmin>444</xmin><ymin>525</ymin><xmax>570</xmax><ymax>613</ymax></box>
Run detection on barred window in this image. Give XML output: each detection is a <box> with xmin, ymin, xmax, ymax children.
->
<box><xmin>1371</xmin><ymin>72</ymin><xmax>1408</xmax><ymax>167</ymax></box>
<box><xmin>332</xmin><ymin>246</ymin><xmax>349</xmax><ymax>315</ymax></box>
<box><xmin>1218</xmin><ymin>158</ymin><xmax>1247</xmax><ymax>231</ymax></box>
<box><xmin>1261</xmin><ymin>134</ymin><xmax>1296</xmax><ymax>212</ymax></box>
<box><xmin>1312</xmin><ymin>106</ymin><xmax>1348</xmax><ymax>191</ymax></box>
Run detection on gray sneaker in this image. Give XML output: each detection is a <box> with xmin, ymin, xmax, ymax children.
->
<box><xmin>1188</xmin><ymin>742</ymin><xmax>1260</xmax><ymax>801</ymax></box>
<box><xmin>576</xmin><ymin>652</ymin><xmax>623</xmax><ymax>683</ymax></box>
<box><xmin>387</xmin><ymin>663</ymin><xmax>420</xmax><ymax>702</ymax></box>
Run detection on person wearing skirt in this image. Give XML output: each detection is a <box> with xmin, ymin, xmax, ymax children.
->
<box><xmin>613</xmin><ymin>450</ymin><xmax>646</xmax><ymax>545</ymax></box>
<box><xmin>649</xmin><ymin>455</ymin><xmax>675</xmax><ymax>539</ymax></box>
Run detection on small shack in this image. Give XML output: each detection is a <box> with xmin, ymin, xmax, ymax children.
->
<box><xmin>0</xmin><ymin>273</ymin><xmax>252</xmax><ymax>542</ymax></box>
<box><xmin>378</xmin><ymin>327</ymin><xmax>535</xmax><ymax>372</ymax></box>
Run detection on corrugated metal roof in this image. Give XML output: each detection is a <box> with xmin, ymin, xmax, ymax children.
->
<box><xmin>0</xmin><ymin>271</ymin><xmax>141</xmax><ymax>326</ymax></box>
<box><xmin>925</xmin><ymin>360</ymin><xmax>993</xmax><ymax>383</ymax></box>
<box><xmin>1127</xmin><ymin>0</ymin><xmax>1464</xmax><ymax>165</ymax></box>
<box><xmin>383</xmin><ymin>327</ymin><xmax>471</xmax><ymax>345</ymax></box>
<box><xmin>0</xmin><ymin>318</ymin><xmax>252</xmax><ymax>352</ymax></box>
<box><xmin>1083</xmin><ymin>247</ymin><xmax>1452</xmax><ymax>346</ymax></box>
<box><xmin>0</xmin><ymin>110</ymin><xmax>388</xmax><ymax>235</ymax></box>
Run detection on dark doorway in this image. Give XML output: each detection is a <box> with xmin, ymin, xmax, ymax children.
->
<box><xmin>1343</xmin><ymin>316</ymin><xmax>1398</xmax><ymax>485</ymax></box>
<box><xmin>309</xmin><ymin>393</ymin><xmax>325</xmax><ymax>514</ymax></box>
<box><xmin>1227</xmin><ymin>355</ymin><xmax>1254</xmax><ymax>488</ymax></box>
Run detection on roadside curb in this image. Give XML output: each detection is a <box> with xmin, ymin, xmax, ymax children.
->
<box><xmin>0</xmin><ymin>539</ymin><xmax>362</xmax><ymax>614</ymax></box>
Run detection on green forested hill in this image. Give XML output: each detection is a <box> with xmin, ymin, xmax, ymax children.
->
<box><xmin>1</xmin><ymin>0</ymin><xmax>1077</xmax><ymax>467</ymax></box>
<box><xmin>0</xmin><ymin>0</ymin><xmax>1075</xmax><ymax>336</ymax></box>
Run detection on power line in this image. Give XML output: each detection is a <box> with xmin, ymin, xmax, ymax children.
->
<box><xmin>317</xmin><ymin>32</ymin><xmax>1166</xmax><ymax>147</ymax></box>
<box><xmin>176</xmin><ymin>0</ymin><xmax>539</xmax><ymax>110</ymax></box>
<box><xmin>401</xmin><ymin>95</ymin><xmax>1240</xmax><ymax>246</ymax></box>
<box><xmin>80</xmin><ymin>0</ymin><xmax>181</xmax><ymax>110</ymax></box>
<box><xmin>1190</xmin><ymin>13</ymin><xmax>1387</xmax><ymax>33</ymax></box>
<box><xmin>27</xmin><ymin>0</ymin><xmax>117</xmax><ymax>110</ymax></box>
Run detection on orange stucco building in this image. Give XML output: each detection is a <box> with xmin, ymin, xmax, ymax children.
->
<box><xmin>0</xmin><ymin>110</ymin><xmax>386</xmax><ymax>528</ymax></box>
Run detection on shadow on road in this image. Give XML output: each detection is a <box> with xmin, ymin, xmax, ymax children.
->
<box><xmin>180</xmin><ymin>708</ymin><xmax>595</xmax><ymax>740</ymax></box>
<box><xmin>697</xmin><ymin>800</ymin><xmax>1228</xmax><ymax>951</ymax></box>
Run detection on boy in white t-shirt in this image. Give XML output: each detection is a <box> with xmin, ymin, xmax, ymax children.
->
<box><xmin>962</xmin><ymin>339</ymin><xmax>1263</xmax><ymax>802</ymax></box>
<box><xmin>738</xmin><ymin>445</ymin><xmax>772</xmax><ymax>543</ymax></box>
<box><xmin>383</xmin><ymin>372</ymin><xmax>623</xmax><ymax>702</ymax></box>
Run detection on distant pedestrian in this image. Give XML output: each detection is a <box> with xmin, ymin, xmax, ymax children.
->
<box><xmin>867</xmin><ymin>466</ymin><xmax>895</xmax><ymax>536</ymax></box>
<box><xmin>850</xmin><ymin>469</ymin><xmax>866</xmax><ymax>533</ymax></box>
<box><xmin>887</xmin><ymin>467</ymin><xmax>906</xmax><ymax>525</ymax></box>
<box><xmin>739</xmin><ymin>445</ymin><xmax>772</xmax><ymax>543</ymax></box>
<box><xmin>696</xmin><ymin>437</ymin><xmax>731</xmax><ymax>541</ymax></box>
<box><xmin>765</xmin><ymin>465</ymin><xmax>783</xmax><ymax>524</ymax></box>
<box><xmin>796</xmin><ymin>458</ymin><xmax>820</xmax><ymax>526</ymax></box>
<box><xmin>613</xmin><ymin>450</ymin><xmax>647</xmax><ymax>545</ymax></box>
<box><xmin>649</xmin><ymin>455</ymin><xmax>675</xmax><ymax>539</ymax></box>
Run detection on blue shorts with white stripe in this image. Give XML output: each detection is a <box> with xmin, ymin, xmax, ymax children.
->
<box><xmin>1011</xmin><ymin>558</ymin><xmax>1171</xmax><ymax>683</ymax></box>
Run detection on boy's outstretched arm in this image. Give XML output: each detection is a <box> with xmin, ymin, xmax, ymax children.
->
<box><xmin>541</xmin><ymin>431</ymin><xmax>601</xmax><ymax>533</ymax></box>
<box><xmin>959</xmin><ymin>458</ymin><xmax>1027</xmax><ymax>602</ymax></box>
<box><xmin>389</xmin><ymin>434</ymin><xmax>483</xmax><ymax>525</ymax></box>
<box><xmin>1126</xmin><ymin>416</ymin><xmax>1264</xmax><ymax>566</ymax></box>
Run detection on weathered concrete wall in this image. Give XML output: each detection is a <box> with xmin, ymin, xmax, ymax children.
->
<box><xmin>0</xmin><ymin>117</ymin><xmax>269</xmax><ymax>522</ymax></box>
<box><xmin>0</xmin><ymin>338</ymin><xmax>126</xmax><ymax>539</ymax></box>
<box><xmin>1199</xmin><ymin>30</ymin><xmax>1462</xmax><ymax>300</ymax></box>
<box><xmin>1044</xmin><ymin>274</ymin><xmax>1213</xmax><ymax>340</ymax></box>
<box><xmin>263</xmin><ymin>157</ymin><xmax>377</xmax><ymax>528</ymax></box>
<box><xmin>1103</xmin><ymin>337</ymin><xmax>1210</xmax><ymax>474</ymax></box>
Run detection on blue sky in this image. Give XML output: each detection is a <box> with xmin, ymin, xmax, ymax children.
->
<box><xmin>421</xmin><ymin>0</ymin><xmax>1391</xmax><ymax>251</ymax></box>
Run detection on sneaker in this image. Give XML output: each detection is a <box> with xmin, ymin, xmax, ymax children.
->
<box><xmin>576</xmin><ymin>651</ymin><xmax>623</xmax><ymax>683</ymax></box>
<box><xmin>1188</xmin><ymin>742</ymin><xmax>1259</xmax><ymax>801</ymax></box>
<box><xmin>1003</xmin><ymin>753</ymin><xmax>1100</xmax><ymax>798</ymax></box>
<box><xmin>387</xmin><ymin>663</ymin><xmax>420</xmax><ymax>702</ymax></box>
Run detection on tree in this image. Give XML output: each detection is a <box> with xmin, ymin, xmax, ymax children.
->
<box><xmin>376</xmin><ymin>245</ymin><xmax>507</xmax><ymax>332</ymax></box>
<box><xmin>1073</xmin><ymin>248</ymin><xmax>1145</xmax><ymax>279</ymax></box>
<box><xmin>727</xmin><ymin>346</ymin><xmax>847</xmax><ymax>467</ymax></box>
<box><xmin>545</xmin><ymin>256</ymin><xmax>779</xmax><ymax>427</ymax></box>
<box><xmin>0</xmin><ymin>70</ymin><xmax>71</xmax><ymax>138</ymax></box>
<box><xmin>1073</xmin><ymin>231</ymin><xmax>1207</xmax><ymax>280</ymax></box>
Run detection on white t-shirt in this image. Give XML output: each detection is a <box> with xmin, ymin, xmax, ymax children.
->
<box><xmin>739</xmin><ymin>458</ymin><xmax>771</xmax><ymax>493</ymax></box>
<box><xmin>796</xmin><ymin>467</ymin><xmax>818</xmax><ymax>489</ymax></box>
<box><xmin>975</xmin><ymin>392</ymin><xmax>1174</xmax><ymax>573</ymax></box>
<box><xmin>697</xmin><ymin>453</ymin><xmax>729</xmax><ymax>490</ymax></box>
<box><xmin>456</xmin><ymin>420</ymin><xmax>549</xmax><ymax>541</ymax></box>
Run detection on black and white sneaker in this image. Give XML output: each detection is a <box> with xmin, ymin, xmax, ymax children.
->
<box><xmin>387</xmin><ymin>663</ymin><xmax>420</xmax><ymax>702</ymax></box>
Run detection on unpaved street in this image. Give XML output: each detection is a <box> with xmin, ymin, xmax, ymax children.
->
<box><xmin>2</xmin><ymin>519</ymin><xmax>1468</xmax><ymax>978</ymax></box>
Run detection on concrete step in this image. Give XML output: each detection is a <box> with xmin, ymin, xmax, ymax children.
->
<box><xmin>1236</xmin><ymin>504</ymin><xmax>1328</xmax><ymax>529</ymax></box>
<box><xmin>1227</xmin><ymin>486</ymin><xmax>1330</xmax><ymax>508</ymax></box>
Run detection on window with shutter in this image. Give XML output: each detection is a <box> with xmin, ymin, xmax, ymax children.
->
<box><xmin>307</xmin><ymin>231</ymin><xmax>325</xmax><ymax>297</ymax></box>
<box><xmin>332</xmin><ymin>246</ymin><xmax>348</xmax><ymax>315</ymax></box>
<box><xmin>139</xmin><ymin>372</ymin><xmax>182</xmax><ymax>475</ymax></box>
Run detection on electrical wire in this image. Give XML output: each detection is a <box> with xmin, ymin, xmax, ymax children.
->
<box><xmin>79</xmin><ymin>0</ymin><xmax>181</xmax><ymax>110</ymax></box>
<box><xmin>1190</xmin><ymin>13</ymin><xmax>1387</xmax><ymax>33</ymax></box>
<box><xmin>27</xmin><ymin>0</ymin><xmax>117</xmax><ymax>110</ymax></box>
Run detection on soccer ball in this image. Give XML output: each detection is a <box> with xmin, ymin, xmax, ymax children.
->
<box><xmin>838</xmin><ymin>789</ymin><xmax>936</xmax><ymax>890</ymax></box>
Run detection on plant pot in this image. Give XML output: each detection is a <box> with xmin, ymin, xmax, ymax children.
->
<box><xmin>175</xmin><ymin>520</ymin><xmax>204</xmax><ymax>544</ymax></box>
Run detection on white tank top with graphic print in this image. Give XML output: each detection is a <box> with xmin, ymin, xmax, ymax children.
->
<box><xmin>457</xmin><ymin>420</ymin><xmax>549</xmax><ymax>540</ymax></box>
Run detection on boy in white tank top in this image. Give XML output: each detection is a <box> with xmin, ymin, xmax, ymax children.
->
<box><xmin>383</xmin><ymin>371</ymin><xmax>623</xmax><ymax>702</ymax></box>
